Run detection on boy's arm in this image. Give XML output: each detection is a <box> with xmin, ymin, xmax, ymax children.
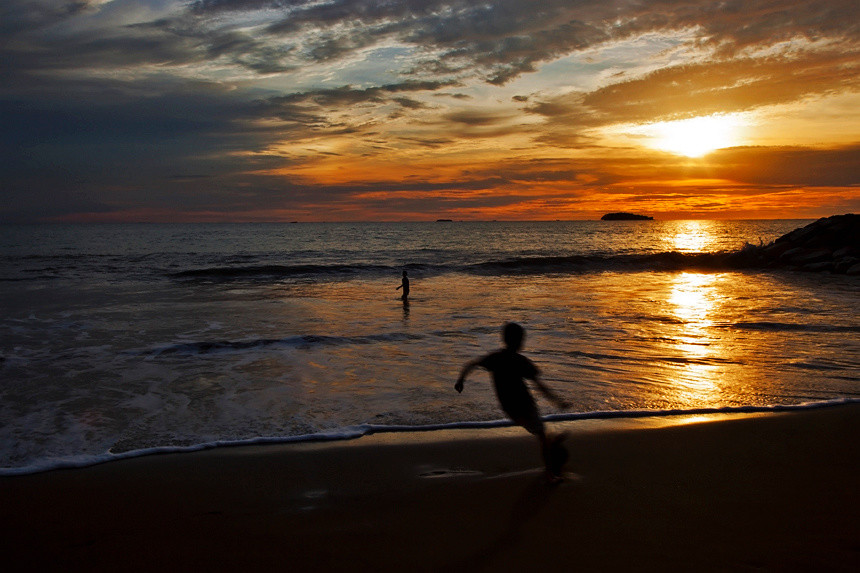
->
<box><xmin>455</xmin><ymin>359</ymin><xmax>481</xmax><ymax>393</ymax></box>
<box><xmin>532</xmin><ymin>375</ymin><xmax>570</xmax><ymax>409</ymax></box>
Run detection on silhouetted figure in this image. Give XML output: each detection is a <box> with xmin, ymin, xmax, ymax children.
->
<box><xmin>456</xmin><ymin>322</ymin><xmax>569</xmax><ymax>483</ymax></box>
<box><xmin>396</xmin><ymin>270</ymin><xmax>410</xmax><ymax>300</ymax></box>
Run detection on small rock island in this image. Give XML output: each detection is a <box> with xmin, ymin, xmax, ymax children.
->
<box><xmin>601</xmin><ymin>212</ymin><xmax>654</xmax><ymax>221</ymax></box>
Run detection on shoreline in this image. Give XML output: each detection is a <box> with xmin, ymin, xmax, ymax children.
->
<box><xmin>1</xmin><ymin>403</ymin><xmax>858</xmax><ymax>571</ymax></box>
<box><xmin>3</xmin><ymin>398</ymin><xmax>855</xmax><ymax>477</ymax></box>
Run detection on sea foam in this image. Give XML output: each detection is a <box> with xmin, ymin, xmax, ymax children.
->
<box><xmin>2</xmin><ymin>398</ymin><xmax>855</xmax><ymax>477</ymax></box>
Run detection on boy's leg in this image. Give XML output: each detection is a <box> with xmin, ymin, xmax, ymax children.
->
<box><xmin>514</xmin><ymin>414</ymin><xmax>563</xmax><ymax>482</ymax></box>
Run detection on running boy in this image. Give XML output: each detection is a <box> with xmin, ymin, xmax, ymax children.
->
<box><xmin>455</xmin><ymin>322</ymin><xmax>569</xmax><ymax>482</ymax></box>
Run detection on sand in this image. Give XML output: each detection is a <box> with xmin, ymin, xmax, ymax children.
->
<box><xmin>1</xmin><ymin>403</ymin><xmax>857</xmax><ymax>572</ymax></box>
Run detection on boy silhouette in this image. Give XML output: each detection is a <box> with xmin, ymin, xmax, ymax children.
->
<box><xmin>456</xmin><ymin>322</ymin><xmax>569</xmax><ymax>483</ymax></box>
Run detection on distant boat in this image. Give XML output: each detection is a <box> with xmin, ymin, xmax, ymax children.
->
<box><xmin>601</xmin><ymin>212</ymin><xmax>653</xmax><ymax>221</ymax></box>
<box><xmin>436</xmin><ymin>218</ymin><xmax>453</xmax><ymax>222</ymax></box>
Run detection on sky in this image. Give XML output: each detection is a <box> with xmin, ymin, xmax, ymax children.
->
<box><xmin>1</xmin><ymin>0</ymin><xmax>858</xmax><ymax>222</ymax></box>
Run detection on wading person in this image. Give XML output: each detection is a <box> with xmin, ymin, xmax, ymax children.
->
<box><xmin>396</xmin><ymin>270</ymin><xmax>410</xmax><ymax>300</ymax></box>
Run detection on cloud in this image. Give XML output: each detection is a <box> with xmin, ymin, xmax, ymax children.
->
<box><xmin>6</xmin><ymin>1</ymin><xmax>858</xmax><ymax>83</ymax></box>
<box><xmin>256</xmin><ymin>79</ymin><xmax>460</xmax><ymax>138</ymax></box>
<box><xmin>443</xmin><ymin>110</ymin><xmax>514</xmax><ymax>127</ymax></box>
<box><xmin>0</xmin><ymin>1</ymin><xmax>91</xmax><ymax>35</ymax></box>
<box><xmin>1</xmin><ymin>0</ymin><xmax>857</xmax><ymax>221</ymax></box>
<box><xmin>266</xmin><ymin>79</ymin><xmax>458</xmax><ymax>108</ymax></box>
<box><xmin>193</xmin><ymin>0</ymin><xmax>859</xmax><ymax>83</ymax></box>
<box><xmin>708</xmin><ymin>145</ymin><xmax>860</xmax><ymax>187</ymax></box>
<box><xmin>581</xmin><ymin>51</ymin><xmax>858</xmax><ymax>123</ymax></box>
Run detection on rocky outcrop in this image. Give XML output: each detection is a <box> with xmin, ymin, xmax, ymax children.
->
<box><xmin>733</xmin><ymin>214</ymin><xmax>859</xmax><ymax>274</ymax></box>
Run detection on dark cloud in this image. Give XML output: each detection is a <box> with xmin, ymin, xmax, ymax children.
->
<box><xmin>394</xmin><ymin>136</ymin><xmax>455</xmax><ymax>148</ymax></box>
<box><xmin>0</xmin><ymin>80</ymin><xmax>287</xmax><ymax>222</ymax></box>
<box><xmin>200</xmin><ymin>30</ymin><xmax>297</xmax><ymax>73</ymax></box>
<box><xmin>0</xmin><ymin>1</ymin><xmax>90</xmax><ymax>36</ymax></box>
<box><xmin>5</xmin><ymin>1</ymin><xmax>857</xmax><ymax>85</ymax></box>
<box><xmin>708</xmin><ymin>145</ymin><xmax>860</xmax><ymax>187</ymax></box>
<box><xmin>4</xmin><ymin>1</ymin><xmax>855</xmax><ymax>99</ymax></box>
<box><xmin>259</xmin><ymin>80</ymin><xmax>459</xmax><ymax>129</ymax></box>
<box><xmin>267</xmin><ymin>80</ymin><xmax>458</xmax><ymax>108</ymax></box>
<box><xmin>443</xmin><ymin>110</ymin><xmax>514</xmax><ymax>127</ymax></box>
<box><xmin>222</xmin><ymin>0</ymin><xmax>859</xmax><ymax>83</ymax></box>
<box><xmin>392</xmin><ymin>96</ymin><xmax>427</xmax><ymax>110</ymax></box>
<box><xmin>652</xmin><ymin>0</ymin><xmax>858</xmax><ymax>55</ymax></box>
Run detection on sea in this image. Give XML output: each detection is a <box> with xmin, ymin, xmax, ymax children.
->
<box><xmin>1</xmin><ymin>220</ymin><xmax>858</xmax><ymax>475</ymax></box>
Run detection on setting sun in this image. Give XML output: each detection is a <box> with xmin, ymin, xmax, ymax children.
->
<box><xmin>639</xmin><ymin>114</ymin><xmax>746</xmax><ymax>157</ymax></box>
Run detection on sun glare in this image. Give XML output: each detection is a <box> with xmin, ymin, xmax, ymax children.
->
<box><xmin>637</xmin><ymin>114</ymin><xmax>745</xmax><ymax>157</ymax></box>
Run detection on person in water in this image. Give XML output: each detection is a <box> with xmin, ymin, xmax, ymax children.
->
<box><xmin>456</xmin><ymin>322</ymin><xmax>569</xmax><ymax>482</ymax></box>
<box><xmin>396</xmin><ymin>270</ymin><xmax>410</xmax><ymax>300</ymax></box>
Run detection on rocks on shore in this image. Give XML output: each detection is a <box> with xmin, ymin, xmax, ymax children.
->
<box><xmin>734</xmin><ymin>214</ymin><xmax>859</xmax><ymax>274</ymax></box>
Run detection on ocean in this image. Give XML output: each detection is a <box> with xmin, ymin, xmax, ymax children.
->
<box><xmin>1</xmin><ymin>220</ymin><xmax>858</xmax><ymax>474</ymax></box>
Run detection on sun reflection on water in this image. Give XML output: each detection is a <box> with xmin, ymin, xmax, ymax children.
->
<box><xmin>666</xmin><ymin>271</ymin><xmax>724</xmax><ymax>405</ymax></box>
<box><xmin>670</xmin><ymin>220</ymin><xmax>709</xmax><ymax>253</ymax></box>
<box><xmin>669</xmin><ymin>272</ymin><xmax>715</xmax><ymax>326</ymax></box>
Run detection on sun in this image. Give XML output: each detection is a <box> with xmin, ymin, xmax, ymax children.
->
<box><xmin>636</xmin><ymin>114</ymin><xmax>745</xmax><ymax>157</ymax></box>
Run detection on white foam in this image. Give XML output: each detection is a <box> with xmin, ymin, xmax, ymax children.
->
<box><xmin>1</xmin><ymin>397</ymin><xmax>855</xmax><ymax>477</ymax></box>
<box><xmin>541</xmin><ymin>396</ymin><xmax>860</xmax><ymax>423</ymax></box>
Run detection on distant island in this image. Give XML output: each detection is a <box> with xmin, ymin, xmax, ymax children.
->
<box><xmin>436</xmin><ymin>219</ymin><xmax>453</xmax><ymax>222</ymax></box>
<box><xmin>601</xmin><ymin>212</ymin><xmax>654</xmax><ymax>221</ymax></box>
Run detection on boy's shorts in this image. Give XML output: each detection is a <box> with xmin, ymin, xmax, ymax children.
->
<box><xmin>503</xmin><ymin>399</ymin><xmax>544</xmax><ymax>435</ymax></box>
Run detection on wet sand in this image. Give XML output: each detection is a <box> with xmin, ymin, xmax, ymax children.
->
<box><xmin>1</xmin><ymin>403</ymin><xmax>858</xmax><ymax>572</ymax></box>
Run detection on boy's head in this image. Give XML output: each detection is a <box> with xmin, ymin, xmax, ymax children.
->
<box><xmin>502</xmin><ymin>322</ymin><xmax>524</xmax><ymax>350</ymax></box>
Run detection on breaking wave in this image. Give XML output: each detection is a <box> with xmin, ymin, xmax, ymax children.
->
<box><xmin>133</xmin><ymin>332</ymin><xmax>426</xmax><ymax>357</ymax></box>
<box><xmin>168</xmin><ymin>251</ymin><xmax>760</xmax><ymax>282</ymax></box>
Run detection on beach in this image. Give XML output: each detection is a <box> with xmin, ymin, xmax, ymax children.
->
<box><xmin>2</xmin><ymin>402</ymin><xmax>857</xmax><ymax>572</ymax></box>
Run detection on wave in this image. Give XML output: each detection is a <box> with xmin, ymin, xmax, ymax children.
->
<box><xmin>786</xmin><ymin>359</ymin><xmax>860</xmax><ymax>372</ymax></box>
<box><xmin>167</xmin><ymin>251</ymin><xmax>764</xmax><ymax>283</ymax></box>
<box><xmin>2</xmin><ymin>397</ymin><xmax>855</xmax><ymax>477</ymax></box>
<box><xmin>170</xmin><ymin>263</ymin><xmax>398</xmax><ymax>281</ymax></box>
<box><xmin>467</xmin><ymin>251</ymin><xmax>747</xmax><ymax>274</ymax></box>
<box><xmin>133</xmin><ymin>332</ymin><xmax>426</xmax><ymax>357</ymax></box>
<box><xmin>722</xmin><ymin>321</ymin><xmax>860</xmax><ymax>333</ymax></box>
<box><xmin>717</xmin><ymin>321</ymin><xmax>860</xmax><ymax>332</ymax></box>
